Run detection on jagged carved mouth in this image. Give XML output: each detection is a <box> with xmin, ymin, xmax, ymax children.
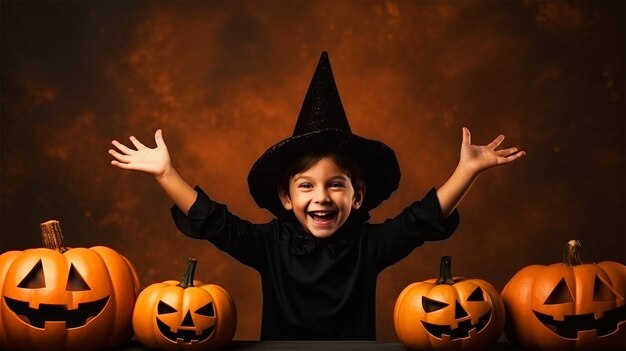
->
<box><xmin>421</xmin><ymin>310</ymin><xmax>491</xmax><ymax>340</ymax></box>
<box><xmin>3</xmin><ymin>296</ymin><xmax>109</xmax><ymax>329</ymax></box>
<box><xmin>156</xmin><ymin>317</ymin><xmax>215</xmax><ymax>344</ymax></box>
<box><xmin>532</xmin><ymin>305</ymin><xmax>626</xmax><ymax>339</ymax></box>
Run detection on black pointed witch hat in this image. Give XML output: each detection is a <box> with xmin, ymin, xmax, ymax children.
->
<box><xmin>247</xmin><ymin>52</ymin><xmax>400</xmax><ymax>218</ymax></box>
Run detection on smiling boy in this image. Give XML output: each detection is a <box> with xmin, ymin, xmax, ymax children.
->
<box><xmin>278</xmin><ymin>153</ymin><xmax>365</xmax><ymax>239</ymax></box>
<box><xmin>110</xmin><ymin>52</ymin><xmax>524</xmax><ymax>340</ymax></box>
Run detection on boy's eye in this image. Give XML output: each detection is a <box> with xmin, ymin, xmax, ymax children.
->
<box><xmin>329</xmin><ymin>182</ymin><xmax>345</xmax><ymax>188</ymax></box>
<box><xmin>298</xmin><ymin>183</ymin><xmax>313</xmax><ymax>189</ymax></box>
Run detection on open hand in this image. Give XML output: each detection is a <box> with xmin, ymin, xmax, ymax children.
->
<box><xmin>459</xmin><ymin>127</ymin><xmax>525</xmax><ymax>175</ymax></box>
<box><xmin>109</xmin><ymin>129</ymin><xmax>172</xmax><ymax>179</ymax></box>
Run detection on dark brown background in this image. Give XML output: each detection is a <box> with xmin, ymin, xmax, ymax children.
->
<box><xmin>1</xmin><ymin>1</ymin><xmax>624</xmax><ymax>341</ymax></box>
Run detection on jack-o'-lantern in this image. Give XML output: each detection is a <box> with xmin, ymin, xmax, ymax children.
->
<box><xmin>0</xmin><ymin>220</ymin><xmax>140</xmax><ymax>350</ymax></box>
<box><xmin>132</xmin><ymin>258</ymin><xmax>236</xmax><ymax>350</ymax></box>
<box><xmin>394</xmin><ymin>256</ymin><xmax>505</xmax><ymax>350</ymax></box>
<box><xmin>502</xmin><ymin>240</ymin><xmax>626</xmax><ymax>349</ymax></box>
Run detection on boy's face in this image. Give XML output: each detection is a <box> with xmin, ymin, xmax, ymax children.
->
<box><xmin>279</xmin><ymin>157</ymin><xmax>364</xmax><ymax>239</ymax></box>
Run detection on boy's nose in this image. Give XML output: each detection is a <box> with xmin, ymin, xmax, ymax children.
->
<box><xmin>314</xmin><ymin>189</ymin><xmax>331</xmax><ymax>203</ymax></box>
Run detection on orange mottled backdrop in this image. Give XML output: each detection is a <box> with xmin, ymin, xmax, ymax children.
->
<box><xmin>1</xmin><ymin>1</ymin><xmax>624</xmax><ymax>341</ymax></box>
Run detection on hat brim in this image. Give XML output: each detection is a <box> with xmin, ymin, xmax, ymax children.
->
<box><xmin>247</xmin><ymin>129</ymin><xmax>400</xmax><ymax>218</ymax></box>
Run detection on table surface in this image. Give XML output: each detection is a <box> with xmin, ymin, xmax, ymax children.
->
<box><xmin>118</xmin><ymin>339</ymin><xmax>522</xmax><ymax>350</ymax></box>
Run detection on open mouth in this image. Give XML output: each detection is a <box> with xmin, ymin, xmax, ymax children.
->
<box><xmin>3</xmin><ymin>296</ymin><xmax>109</xmax><ymax>329</ymax></box>
<box><xmin>156</xmin><ymin>317</ymin><xmax>215</xmax><ymax>344</ymax></box>
<box><xmin>421</xmin><ymin>310</ymin><xmax>491</xmax><ymax>340</ymax></box>
<box><xmin>307</xmin><ymin>211</ymin><xmax>338</xmax><ymax>224</ymax></box>
<box><xmin>532</xmin><ymin>305</ymin><xmax>626</xmax><ymax>339</ymax></box>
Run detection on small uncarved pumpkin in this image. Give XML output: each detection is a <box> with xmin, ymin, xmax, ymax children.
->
<box><xmin>502</xmin><ymin>240</ymin><xmax>626</xmax><ymax>349</ymax></box>
<box><xmin>132</xmin><ymin>258</ymin><xmax>236</xmax><ymax>350</ymax></box>
<box><xmin>0</xmin><ymin>220</ymin><xmax>140</xmax><ymax>350</ymax></box>
<box><xmin>394</xmin><ymin>256</ymin><xmax>505</xmax><ymax>350</ymax></box>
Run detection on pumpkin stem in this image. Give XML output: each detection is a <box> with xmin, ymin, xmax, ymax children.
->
<box><xmin>563</xmin><ymin>239</ymin><xmax>583</xmax><ymax>267</ymax></box>
<box><xmin>436</xmin><ymin>255</ymin><xmax>455</xmax><ymax>285</ymax></box>
<box><xmin>40</xmin><ymin>220</ymin><xmax>68</xmax><ymax>253</ymax></box>
<box><xmin>180</xmin><ymin>258</ymin><xmax>198</xmax><ymax>288</ymax></box>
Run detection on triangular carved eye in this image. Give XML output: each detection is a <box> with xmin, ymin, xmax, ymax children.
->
<box><xmin>545</xmin><ymin>278</ymin><xmax>574</xmax><ymax>304</ymax></box>
<box><xmin>158</xmin><ymin>301</ymin><xmax>177</xmax><ymax>314</ymax></box>
<box><xmin>18</xmin><ymin>260</ymin><xmax>46</xmax><ymax>289</ymax></box>
<box><xmin>594</xmin><ymin>275</ymin><xmax>617</xmax><ymax>302</ymax></box>
<box><xmin>66</xmin><ymin>264</ymin><xmax>91</xmax><ymax>291</ymax></box>
<box><xmin>422</xmin><ymin>296</ymin><xmax>449</xmax><ymax>312</ymax></box>
<box><xmin>467</xmin><ymin>287</ymin><xmax>485</xmax><ymax>301</ymax></box>
<box><xmin>195</xmin><ymin>302</ymin><xmax>215</xmax><ymax>317</ymax></box>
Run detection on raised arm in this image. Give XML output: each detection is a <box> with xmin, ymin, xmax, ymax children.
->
<box><xmin>109</xmin><ymin>129</ymin><xmax>197</xmax><ymax>214</ymax></box>
<box><xmin>437</xmin><ymin>127</ymin><xmax>525</xmax><ymax>219</ymax></box>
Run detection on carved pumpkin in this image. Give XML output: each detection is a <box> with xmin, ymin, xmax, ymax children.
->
<box><xmin>502</xmin><ymin>240</ymin><xmax>626</xmax><ymax>349</ymax></box>
<box><xmin>394</xmin><ymin>256</ymin><xmax>505</xmax><ymax>350</ymax></box>
<box><xmin>0</xmin><ymin>220</ymin><xmax>140</xmax><ymax>350</ymax></box>
<box><xmin>132</xmin><ymin>258</ymin><xmax>236</xmax><ymax>350</ymax></box>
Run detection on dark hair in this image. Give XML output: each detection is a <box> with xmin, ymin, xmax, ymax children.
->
<box><xmin>277</xmin><ymin>151</ymin><xmax>365</xmax><ymax>196</ymax></box>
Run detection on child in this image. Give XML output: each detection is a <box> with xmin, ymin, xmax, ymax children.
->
<box><xmin>109</xmin><ymin>52</ymin><xmax>525</xmax><ymax>340</ymax></box>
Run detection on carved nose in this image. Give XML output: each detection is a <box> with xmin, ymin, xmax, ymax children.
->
<box><xmin>455</xmin><ymin>302</ymin><xmax>468</xmax><ymax>319</ymax></box>
<box><xmin>181</xmin><ymin>310</ymin><xmax>195</xmax><ymax>327</ymax></box>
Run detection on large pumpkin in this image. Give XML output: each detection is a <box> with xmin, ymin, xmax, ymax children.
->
<box><xmin>394</xmin><ymin>256</ymin><xmax>505</xmax><ymax>349</ymax></box>
<box><xmin>0</xmin><ymin>220</ymin><xmax>140</xmax><ymax>350</ymax></box>
<box><xmin>132</xmin><ymin>258</ymin><xmax>236</xmax><ymax>350</ymax></box>
<box><xmin>501</xmin><ymin>240</ymin><xmax>626</xmax><ymax>349</ymax></box>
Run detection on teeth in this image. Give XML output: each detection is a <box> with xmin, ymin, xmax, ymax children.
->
<box><xmin>310</xmin><ymin>211</ymin><xmax>333</xmax><ymax>217</ymax></box>
<box><xmin>308</xmin><ymin>211</ymin><xmax>337</xmax><ymax>223</ymax></box>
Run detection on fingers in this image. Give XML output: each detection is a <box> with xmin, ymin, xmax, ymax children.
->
<box><xmin>154</xmin><ymin>129</ymin><xmax>166</xmax><ymax>148</ymax></box>
<box><xmin>462</xmin><ymin>128</ymin><xmax>508</xmax><ymax>150</ymax></box>
<box><xmin>111</xmin><ymin>140</ymin><xmax>135</xmax><ymax>155</ymax></box>
<box><xmin>110</xmin><ymin>131</ymin><xmax>164</xmax><ymax>172</ymax></box>
<box><xmin>108</xmin><ymin>149</ymin><xmax>131</xmax><ymax>163</ymax></box>
<box><xmin>498</xmin><ymin>150</ymin><xmax>526</xmax><ymax>165</ymax></box>
<box><xmin>487</xmin><ymin>134</ymin><xmax>505</xmax><ymax>149</ymax></box>
<box><xmin>496</xmin><ymin>146</ymin><xmax>520</xmax><ymax>157</ymax></box>
<box><xmin>462</xmin><ymin>127</ymin><xmax>471</xmax><ymax>145</ymax></box>
<box><xmin>129</xmin><ymin>136</ymin><xmax>146</xmax><ymax>150</ymax></box>
<box><xmin>110</xmin><ymin>159</ymin><xmax>135</xmax><ymax>170</ymax></box>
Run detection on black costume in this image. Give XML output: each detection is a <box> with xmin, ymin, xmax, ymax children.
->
<box><xmin>171</xmin><ymin>52</ymin><xmax>460</xmax><ymax>340</ymax></box>
<box><xmin>171</xmin><ymin>186</ymin><xmax>459</xmax><ymax>340</ymax></box>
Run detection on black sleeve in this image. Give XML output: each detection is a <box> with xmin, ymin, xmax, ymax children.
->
<box><xmin>366</xmin><ymin>187</ymin><xmax>460</xmax><ymax>271</ymax></box>
<box><xmin>170</xmin><ymin>185</ymin><xmax>270</xmax><ymax>269</ymax></box>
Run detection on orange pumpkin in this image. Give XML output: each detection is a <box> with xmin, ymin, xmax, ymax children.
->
<box><xmin>0</xmin><ymin>220</ymin><xmax>140</xmax><ymax>350</ymax></box>
<box><xmin>394</xmin><ymin>256</ymin><xmax>505</xmax><ymax>350</ymax></box>
<box><xmin>132</xmin><ymin>258</ymin><xmax>236</xmax><ymax>350</ymax></box>
<box><xmin>502</xmin><ymin>240</ymin><xmax>626</xmax><ymax>349</ymax></box>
